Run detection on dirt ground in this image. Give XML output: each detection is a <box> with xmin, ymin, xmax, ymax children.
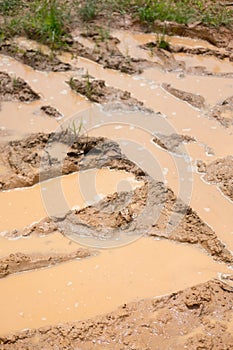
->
<box><xmin>0</xmin><ymin>2</ymin><xmax>233</xmax><ymax>349</ymax></box>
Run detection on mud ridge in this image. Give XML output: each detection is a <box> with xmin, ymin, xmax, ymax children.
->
<box><xmin>0</xmin><ymin>249</ymin><xmax>92</xmax><ymax>279</ymax></box>
<box><xmin>152</xmin><ymin>20</ymin><xmax>233</xmax><ymax>48</ymax></box>
<box><xmin>1</xmin><ymin>279</ymin><xmax>233</xmax><ymax>349</ymax></box>
<box><xmin>0</xmin><ymin>71</ymin><xmax>40</xmax><ymax>102</ymax></box>
<box><xmin>0</xmin><ymin>42</ymin><xmax>72</xmax><ymax>72</ymax></box>
<box><xmin>197</xmin><ymin>156</ymin><xmax>233</xmax><ymax>201</ymax></box>
<box><xmin>70</xmin><ymin>30</ymin><xmax>153</xmax><ymax>74</ymax></box>
<box><xmin>5</xmin><ymin>177</ymin><xmax>231</xmax><ymax>264</ymax></box>
<box><xmin>67</xmin><ymin>77</ymin><xmax>153</xmax><ymax>112</ymax></box>
<box><xmin>0</xmin><ymin>133</ymin><xmax>143</xmax><ymax>190</ymax></box>
<box><xmin>153</xmin><ymin>133</ymin><xmax>196</xmax><ymax>154</ymax></box>
<box><xmin>143</xmin><ymin>40</ymin><xmax>233</xmax><ymax>61</ymax></box>
<box><xmin>162</xmin><ymin>83</ymin><xmax>206</xmax><ymax>109</ymax></box>
<box><xmin>0</xmin><ymin>133</ymin><xmax>232</xmax><ymax>263</ymax></box>
<box><xmin>140</xmin><ymin>43</ymin><xmax>185</xmax><ymax>72</ymax></box>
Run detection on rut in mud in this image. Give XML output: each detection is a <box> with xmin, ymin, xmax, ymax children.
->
<box><xmin>1</xmin><ymin>280</ymin><xmax>233</xmax><ymax>350</ymax></box>
<box><xmin>0</xmin><ymin>6</ymin><xmax>233</xmax><ymax>349</ymax></box>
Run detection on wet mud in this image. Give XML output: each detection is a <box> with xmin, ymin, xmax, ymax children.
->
<box><xmin>68</xmin><ymin>77</ymin><xmax>153</xmax><ymax>112</ymax></box>
<box><xmin>153</xmin><ymin>133</ymin><xmax>196</xmax><ymax>154</ymax></box>
<box><xmin>162</xmin><ymin>83</ymin><xmax>206</xmax><ymax>109</ymax></box>
<box><xmin>0</xmin><ymin>248</ymin><xmax>92</xmax><ymax>279</ymax></box>
<box><xmin>197</xmin><ymin>156</ymin><xmax>233</xmax><ymax>201</ymax></box>
<box><xmin>209</xmin><ymin>95</ymin><xmax>233</xmax><ymax>127</ymax></box>
<box><xmin>70</xmin><ymin>29</ymin><xmax>154</xmax><ymax>75</ymax></box>
<box><xmin>0</xmin><ymin>72</ymin><xmax>40</xmax><ymax>102</ymax></box>
<box><xmin>1</xmin><ymin>279</ymin><xmax>233</xmax><ymax>350</ymax></box>
<box><xmin>40</xmin><ymin>105</ymin><xmax>63</xmax><ymax>120</ymax></box>
<box><xmin>0</xmin><ymin>42</ymin><xmax>72</xmax><ymax>72</ymax></box>
<box><xmin>0</xmin><ymin>15</ymin><xmax>233</xmax><ymax>349</ymax></box>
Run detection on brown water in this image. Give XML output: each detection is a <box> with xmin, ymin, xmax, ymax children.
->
<box><xmin>0</xmin><ymin>237</ymin><xmax>230</xmax><ymax>335</ymax></box>
<box><xmin>0</xmin><ymin>33</ymin><xmax>233</xmax><ymax>336</ymax></box>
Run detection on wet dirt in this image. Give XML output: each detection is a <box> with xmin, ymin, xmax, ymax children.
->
<box><xmin>0</xmin><ymin>71</ymin><xmax>40</xmax><ymax>102</ymax></box>
<box><xmin>40</xmin><ymin>105</ymin><xmax>63</xmax><ymax>119</ymax></box>
<box><xmin>0</xmin><ymin>41</ymin><xmax>72</xmax><ymax>72</ymax></box>
<box><xmin>0</xmin><ymin>25</ymin><xmax>233</xmax><ymax>349</ymax></box>
<box><xmin>209</xmin><ymin>94</ymin><xmax>233</xmax><ymax>127</ymax></box>
<box><xmin>0</xmin><ymin>248</ymin><xmax>92</xmax><ymax>279</ymax></box>
<box><xmin>1</xmin><ymin>279</ymin><xmax>233</xmax><ymax>349</ymax></box>
<box><xmin>70</xmin><ymin>28</ymin><xmax>154</xmax><ymax>75</ymax></box>
<box><xmin>67</xmin><ymin>76</ymin><xmax>153</xmax><ymax>112</ymax></box>
<box><xmin>197</xmin><ymin>156</ymin><xmax>233</xmax><ymax>201</ymax></box>
<box><xmin>162</xmin><ymin>83</ymin><xmax>206</xmax><ymax>109</ymax></box>
<box><xmin>153</xmin><ymin>133</ymin><xmax>196</xmax><ymax>154</ymax></box>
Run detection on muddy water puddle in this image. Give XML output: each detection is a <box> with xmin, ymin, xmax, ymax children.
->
<box><xmin>0</xmin><ymin>32</ymin><xmax>233</xmax><ymax>339</ymax></box>
<box><xmin>0</xmin><ymin>168</ymin><xmax>142</xmax><ymax>231</ymax></box>
<box><xmin>0</xmin><ymin>237</ymin><xmax>231</xmax><ymax>335</ymax></box>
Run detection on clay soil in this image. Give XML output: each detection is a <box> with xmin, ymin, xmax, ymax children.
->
<box><xmin>0</xmin><ymin>2</ymin><xmax>233</xmax><ymax>349</ymax></box>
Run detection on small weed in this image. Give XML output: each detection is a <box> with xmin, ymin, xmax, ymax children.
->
<box><xmin>69</xmin><ymin>119</ymin><xmax>84</xmax><ymax>139</ymax></box>
<box><xmin>0</xmin><ymin>0</ymin><xmax>22</xmax><ymax>15</ymax></box>
<box><xmin>79</xmin><ymin>0</ymin><xmax>97</xmax><ymax>21</ymax></box>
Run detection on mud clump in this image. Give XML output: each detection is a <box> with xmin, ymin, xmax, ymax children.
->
<box><xmin>0</xmin><ymin>72</ymin><xmax>40</xmax><ymax>102</ymax></box>
<box><xmin>0</xmin><ymin>42</ymin><xmax>71</xmax><ymax>72</ymax></box>
<box><xmin>209</xmin><ymin>95</ymin><xmax>233</xmax><ymax>127</ymax></box>
<box><xmin>197</xmin><ymin>156</ymin><xmax>233</xmax><ymax>201</ymax></box>
<box><xmin>40</xmin><ymin>105</ymin><xmax>63</xmax><ymax>119</ymax></box>
<box><xmin>162</xmin><ymin>83</ymin><xmax>206</xmax><ymax>109</ymax></box>
<box><xmin>0</xmin><ymin>133</ymin><xmax>141</xmax><ymax>190</ymax></box>
<box><xmin>153</xmin><ymin>133</ymin><xmax>195</xmax><ymax>154</ymax></box>
<box><xmin>0</xmin><ymin>249</ymin><xmax>92</xmax><ymax>278</ymax></box>
<box><xmin>68</xmin><ymin>77</ymin><xmax>153</xmax><ymax>113</ymax></box>
<box><xmin>1</xmin><ymin>280</ymin><xmax>233</xmax><ymax>349</ymax></box>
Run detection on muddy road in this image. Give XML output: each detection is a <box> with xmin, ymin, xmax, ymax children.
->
<box><xmin>0</xmin><ymin>22</ymin><xmax>233</xmax><ymax>350</ymax></box>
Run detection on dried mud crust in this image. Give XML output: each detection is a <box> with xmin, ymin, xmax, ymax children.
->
<box><xmin>162</xmin><ymin>83</ymin><xmax>206</xmax><ymax>109</ymax></box>
<box><xmin>209</xmin><ymin>95</ymin><xmax>233</xmax><ymax>127</ymax></box>
<box><xmin>1</xmin><ymin>280</ymin><xmax>233</xmax><ymax>349</ymax></box>
<box><xmin>40</xmin><ymin>105</ymin><xmax>63</xmax><ymax>119</ymax></box>
<box><xmin>153</xmin><ymin>133</ymin><xmax>195</xmax><ymax>154</ymax></box>
<box><xmin>0</xmin><ymin>72</ymin><xmax>40</xmax><ymax>102</ymax></box>
<box><xmin>67</xmin><ymin>77</ymin><xmax>153</xmax><ymax>112</ymax></box>
<box><xmin>197</xmin><ymin>156</ymin><xmax>233</xmax><ymax>201</ymax></box>
<box><xmin>70</xmin><ymin>30</ymin><xmax>153</xmax><ymax>75</ymax></box>
<box><xmin>0</xmin><ymin>133</ymin><xmax>144</xmax><ymax>190</ymax></box>
<box><xmin>0</xmin><ymin>42</ymin><xmax>71</xmax><ymax>72</ymax></box>
<box><xmin>0</xmin><ymin>249</ymin><xmax>92</xmax><ymax>279</ymax></box>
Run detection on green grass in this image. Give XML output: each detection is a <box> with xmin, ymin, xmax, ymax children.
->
<box><xmin>0</xmin><ymin>0</ymin><xmax>232</xmax><ymax>48</ymax></box>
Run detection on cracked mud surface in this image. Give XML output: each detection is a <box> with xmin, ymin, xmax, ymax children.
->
<box><xmin>0</xmin><ymin>72</ymin><xmax>40</xmax><ymax>102</ymax></box>
<box><xmin>1</xmin><ymin>280</ymin><xmax>233</xmax><ymax>350</ymax></box>
<box><xmin>197</xmin><ymin>156</ymin><xmax>233</xmax><ymax>201</ymax></box>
